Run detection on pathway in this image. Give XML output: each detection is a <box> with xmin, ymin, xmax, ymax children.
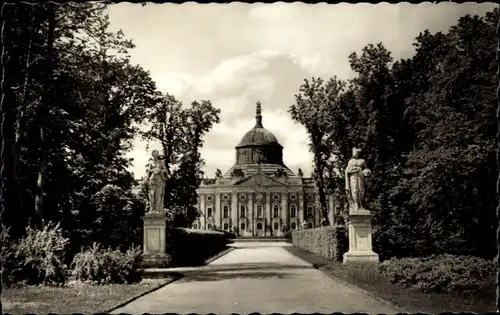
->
<box><xmin>111</xmin><ymin>242</ymin><xmax>401</xmax><ymax>314</ymax></box>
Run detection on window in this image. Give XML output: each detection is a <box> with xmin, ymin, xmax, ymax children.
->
<box><xmin>240</xmin><ymin>205</ymin><xmax>246</xmax><ymax>218</ymax></box>
<box><xmin>240</xmin><ymin>223</ymin><xmax>246</xmax><ymax>231</ymax></box>
<box><xmin>224</xmin><ymin>223</ymin><xmax>229</xmax><ymax>230</ymax></box>
<box><xmin>207</xmin><ymin>195</ymin><xmax>213</xmax><ymax>201</ymax></box>
<box><xmin>192</xmin><ymin>224</ymin><xmax>198</xmax><ymax>229</ymax></box>
<box><xmin>290</xmin><ymin>193</ymin><xmax>296</xmax><ymax>201</ymax></box>
<box><xmin>308</xmin><ymin>222</ymin><xmax>313</xmax><ymax>229</ymax></box>
<box><xmin>207</xmin><ymin>207</ymin><xmax>213</xmax><ymax>217</ymax></box>
<box><xmin>257</xmin><ymin>205</ymin><xmax>263</xmax><ymax>218</ymax></box>
<box><xmin>273</xmin><ymin>194</ymin><xmax>280</xmax><ymax>201</ymax></box>
<box><xmin>207</xmin><ymin>224</ymin><xmax>212</xmax><ymax>230</ymax></box>
<box><xmin>290</xmin><ymin>205</ymin><xmax>297</xmax><ymax>218</ymax></box>
<box><xmin>257</xmin><ymin>223</ymin><xmax>263</xmax><ymax>230</ymax></box>
<box><xmin>291</xmin><ymin>223</ymin><xmax>296</xmax><ymax>230</ymax></box>
<box><xmin>223</xmin><ymin>205</ymin><xmax>229</xmax><ymax>218</ymax></box>
<box><xmin>307</xmin><ymin>194</ymin><xmax>313</xmax><ymax>201</ymax></box>
<box><xmin>307</xmin><ymin>206</ymin><xmax>313</xmax><ymax>217</ymax></box>
<box><xmin>274</xmin><ymin>222</ymin><xmax>279</xmax><ymax>230</ymax></box>
<box><xmin>273</xmin><ymin>205</ymin><xmax>279</xmax><ymax>218</ymax></box>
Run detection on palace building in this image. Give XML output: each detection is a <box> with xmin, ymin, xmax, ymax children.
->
<box><xmin>193</xmin><ymin>102</ymin><xmax>338</xmax><ymax>237</ymax></box>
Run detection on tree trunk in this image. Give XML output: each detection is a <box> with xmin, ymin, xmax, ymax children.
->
<box><xmin>34</xmin><ymin>3</ymin><xmax>56</xmax><ymax>228</ymax></box>
<box><xmin>13</xmin><ymin>10</ymin><xmax>40</xmax><ymax>219</ymax></box>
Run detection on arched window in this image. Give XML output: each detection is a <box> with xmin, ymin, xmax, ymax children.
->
<box><xmin>257</xmin><ymin>205</ymin><xmax>263</xmax><ymax>218</ymax></box>
<box><xmin>207</xmin><ymin>207</ymin><xmax>213</xmax><ymax>217</ymax></box>
<box><xmin>223</xmin><ymin>205</ymin><xmax>229</xmax><ymax>218</ymax></box>
<box><xmin>274</xmin><ymin>222</ymin><xmax>279</xmax><ymax>230</ymax></box>
<box><xmin>273</xmin><ymin>205</ymin><xmax>279</xmax><ymax>218</ymax></box>
<box><xmin>257</xmin><ymin>222</ymin><xmax>263</xmax><ymax>230</ymax></box>
<box><xmin>224</xmin><ymin>223</ymin><xmax>229</xmax><ymax>230</ymax></box>
<box><xmin>290</xmin><ymin>205</ymin><xmax>297</xmax><ymax>218</ymax></box>
<box><xmin>240</xmin><ymin>205</ymin><xmax>246</xmax><ymax>218</ymax></box>
<box><xmin>291</xmin><ymin>223</ymin><xmax>296</xmax><ymax>230</ymax></box>
<box><xmin>240</xmin><ymin>223</ymin><xmax>246</xmax><ymax>231</ymax></box>
<box><xmin>307</xmin><ymin>206</ymin><xmax>313</xmax><ymax>217</ymax></box>
<box><xmin>307</xmin><ymin>222</ymin><xmax>313</xmax><ymax>229</ymax></box>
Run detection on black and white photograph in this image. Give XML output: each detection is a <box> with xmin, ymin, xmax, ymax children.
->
<box><xmin>0</xmin><ymin>1</ymin><xmax>498</xmax><ymax>314</ymax></box>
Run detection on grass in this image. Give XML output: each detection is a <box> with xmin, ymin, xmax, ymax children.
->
<box><xmin>2</xmin><ymin>277</ymin><xmax>175</xmax><ymax>315</ymax></box>
<box><xmin>285</xmin><ymin>246</ymin><xmax>497</xmax><ymax>314</ymax></box>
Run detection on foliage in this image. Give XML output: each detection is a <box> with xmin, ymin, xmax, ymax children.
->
<box><xmin>289</xmin><ymin>9</ymin><xmax>498</xmax><ymax>260</ymax></box>
<box><xmin>1</xmin><ymin>2</ymin><xmax>160</xmax><ymax>255</ymax></box>
<box><xmin>89</xmin><ymin>184</ymin><xmax>145</xmax><ymax>251</ymax></box>
<box><xmin>8</xmin><ymin>222</ymin><xmax>70</xmax><ymax>286</ymax></box>
<box><xmin>291</xmin><ymin>226</ymin><xmax>347</xmax><ymax>261</ymax></box>
<box><xmin>71</xmin><ymin>243</ymin><xmax>143</xmax><ymax>285</ymax></box>
<box><xmin>165</xmin><ymin>228</ymin><xmax>227</xmax><ymax>267</ymax></box>
<box><xmin>378</xmin><ymin>254</ymin><xmax>497</xmax><ymax>294</ymax></box>
<box><xmin>142</xmin><ymin>95</ymin><xmax>220</xmax><ymax>228</ymax></box>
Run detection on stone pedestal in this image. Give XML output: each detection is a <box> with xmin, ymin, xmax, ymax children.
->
<box><xmin>343</xmin><ymin>210</ymin><xmax>379</xmax><ymax>264</ymax></box>
<box><xmin>142</xmin><ymin>213</ymin><xmax>170</xmax><ymax>268</ymax></box>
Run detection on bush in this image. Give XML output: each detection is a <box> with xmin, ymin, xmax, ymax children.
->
<box><xmin>291</xmin><ymin>225</ymin><xmax>348</xmax><ymax>261</ymax></box>
<box><xmin>378</xmin><ymin>254</ymin><xmax>497</xmax><ymax>293</ymax></box>
<box><xmin>71</xmin><ymin>243</ymin><xmax>143</xmax><ymax>285</ymax></box>
<box><xmin>10</xmin><ymin>222</ymin><xmax>70</xmax><ymax>286</ymax></box>
<box><xmin>1</xmin><ymin>227</ymin><xmax>22</xmax><ymax>287</ymax></box>
<box><xmin>166</xmin><ymin>228</ymin><xmax>226</xmax><ymax>267</ymax></box>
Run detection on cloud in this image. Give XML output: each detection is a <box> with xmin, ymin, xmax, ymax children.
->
<box><xmin>110</xmin><ymin>3</ymin><xmax>497</xmax><ymax>179</ymax></box>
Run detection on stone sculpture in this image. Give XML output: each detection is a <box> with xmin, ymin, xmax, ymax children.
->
<box><xmin>345</xmin><ymin>147</ymin><xmax>372</xmax><ymax>213</ymax></box>
<box><xmin>146</xmin><ymin>150</ymin><xmax>167</xmax><ymax>213</ymax></box>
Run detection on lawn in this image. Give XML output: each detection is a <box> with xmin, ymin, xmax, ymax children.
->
<box><xmin>2</xmin><ymin>277</ymin><xmax>177</xmax><ymax>315</ymax></box>
<box><xmin>285</xmin><ymin>246</ymin><xmax>497</xmax><ymax>314</ymax></box>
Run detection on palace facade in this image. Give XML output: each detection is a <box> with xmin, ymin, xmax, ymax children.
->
<box><xmin>193</xmin><ymin>102</ymin><xmax>338</xmax><ymax>237</ymax></box>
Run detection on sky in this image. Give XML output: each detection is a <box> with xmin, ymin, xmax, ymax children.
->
<box><xmin>106</xmin><ymin>2</ymin><xmax>497</xmax><ymax>179</ymax></box>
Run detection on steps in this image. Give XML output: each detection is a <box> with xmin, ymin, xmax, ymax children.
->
<box><xmin>232</xmin><ymin>237</ymin><xmax>291</xmax><ymax>243</ymax></box>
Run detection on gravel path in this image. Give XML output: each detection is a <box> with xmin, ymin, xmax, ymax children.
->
<box><xmin>111</xmin><ymin>243</ymin><xmax>400</xmax><ymax>314</ymax></box>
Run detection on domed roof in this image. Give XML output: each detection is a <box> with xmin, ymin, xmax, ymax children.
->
<box><xmin>236</xmin><ymin>102</ymin><xmax>282</xmax><ymax>148</ymax></box>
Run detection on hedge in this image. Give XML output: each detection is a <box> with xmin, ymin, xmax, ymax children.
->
<box><xmin>291</xmin><ymin>225</ymin><xmax>348</xmax><ymax>261</ymax></box>
<box><xmin>165</xmin><ymin>228</ymin><xmax>227</xmax><ymax>267</ymax></box>
<box><xmin>378</xmin><ymin>254</ymin><xmax>497</xmax><ymax>293</ymax></box>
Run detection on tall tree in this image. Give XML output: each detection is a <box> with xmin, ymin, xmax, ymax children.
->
<box><xmin>142</xmin><ymin>95</ymin><xmax>220</xmax><ymax>227</ymax></box>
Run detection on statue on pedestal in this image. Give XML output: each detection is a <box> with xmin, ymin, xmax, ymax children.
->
<box><xmin>146</xmin><ymin>150</ymin><xmax>168</xmax><ymax>213</ymax></box>
<box><xmin>345</xmin><ymin>147</ymin><xmax>372</xmax><ymax>213</ymax></box>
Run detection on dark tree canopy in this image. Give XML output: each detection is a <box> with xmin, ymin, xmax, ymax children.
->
<box><xmin>289</xmin><ymin>9</ymin><xmax>498</xmax><ymax>260</ymax></box>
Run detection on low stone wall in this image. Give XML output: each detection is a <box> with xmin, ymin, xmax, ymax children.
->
<box><xmin>165</xmin><ymin>228</ymin><xmax>227</xmax><ymax>267</ymax></box>
<box><xmin>291</xmin><ymin>225</ymin><xmax>348</xmax><ymax>261</ymax></box>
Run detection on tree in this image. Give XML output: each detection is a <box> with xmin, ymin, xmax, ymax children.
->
<box><xmin>289</xmin><ymin>77</ymin><xmax>346</xmax><ymax>225</ymax></box>
<box><xmin>142</xmin><ymin>96</ymin><xmax>220</xmax><ymax>227</ymax></box>
<box><xmin>289</xmin><ymin>9</ymin><xmax>498</xmax><ymax>260</ymax></box>
<box><xmin>1</xmin><ymin>2</ymin><xmax>160</xmax><ymax>255</ymax></box>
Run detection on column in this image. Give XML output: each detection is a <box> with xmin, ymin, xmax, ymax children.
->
<box><xmin>215</xmin><ymin>192</ymin><xmax>221</xmax><ymax>229</ymax></box>
<box><xmin>281</xmin><ymin>192</ymin><xmax>288</xmax><ymax>235</ymax></box>
<box><xmin>200</xmin><ymin>193</ymin><xmax>206</xmax><ymax>228</ymax></box>
<box><xmin>231</xmin><ymin>192</ymin><xmax>238</xmax><ymax>231</ymax></box>
<box><xmin>265</xmin><ymin>192</ymin><xmax>271</xmax><ymax>236</ymax></box>
<box><xmin>298</xmin><ymin>192</ymin><xmax>304</xmax><ymax>227</ymax></box>
<box><xmin>249</xmin><ymin>192</ymin><xmax>255</xmax><ymax>236</ymax></box>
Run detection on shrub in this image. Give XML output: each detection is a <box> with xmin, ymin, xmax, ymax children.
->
<box><xmin>0</xmin><ymin>227</ymin><xmax>22</xmax><ymax>287</ymax></box>
<box><xmin>71</xmin><ymin>243</ymin><xmax>143</xmax><ymax>285</ymax></box>
<box><xmin>283</xmin><ymin>230</ymin><xmax>292</xmax><ymax>239</ymax></box>
<box><xmin>12</xmin><ymin>222</ymin><xmax>70</xmax><ymax>286</ymax></box>
<box><xmin>291</xmin><ymin>225</ymin><xmax>348</xmax><ymax>261</ymax></box>
<box><xmin>378</xmin><ymin>254</ymin><xmax>497</xmax><ymax>293</ymax></box>
<box><xmin>166</xmin><ymin>228</ymin><xmax>226</xmax><ymax>267</ymax></box>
